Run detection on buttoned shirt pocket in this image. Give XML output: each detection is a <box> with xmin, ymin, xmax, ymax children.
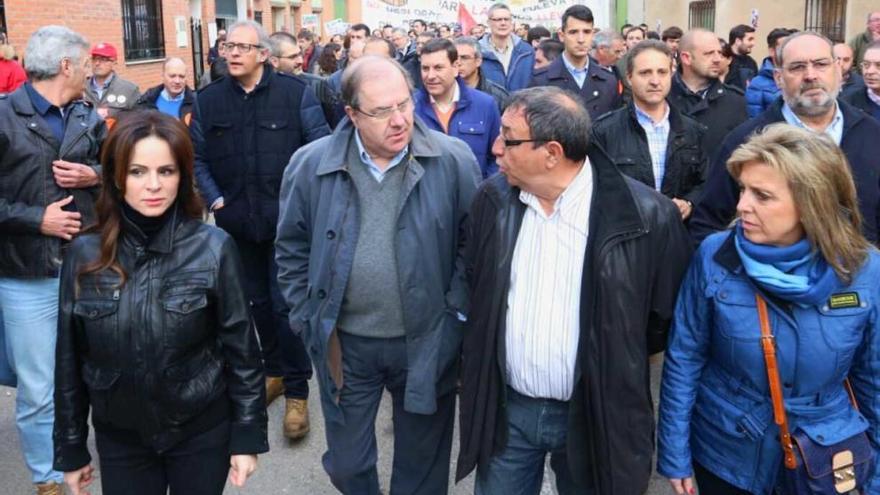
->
<box><xmin>160</xmin><ymin>269</ymin><xmax>213</xmax><ymax>349</ymax></box>
<box><xmin>256</xmin><ymin>118</ymin><xmax>292</xmax><ymax>152</ymax></box>
<box><xmin>73</xmin><ymin>299</ymin><xmax>119</xmax><ymax>358</ymax></box>
<box><xmin>817</xmin><ymin>295</ymin><xmax>871</xmax><ymax>352</ymax></box>
<box><xmin>615</xmin><ymin>157</ymin><xmax>653</xmax><ymax>188</ymax></box>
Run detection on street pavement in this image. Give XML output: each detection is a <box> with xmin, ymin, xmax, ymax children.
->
<box><xmin>0</xmin><ymin>360</ymin><xmax>672</xmax><ymax>494</ymax></box>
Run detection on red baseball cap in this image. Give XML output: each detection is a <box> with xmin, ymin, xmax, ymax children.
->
<box><xmin>90</xmin><ymin>42</ymin><xmax>118</xmax><ymax>59</ymax></box>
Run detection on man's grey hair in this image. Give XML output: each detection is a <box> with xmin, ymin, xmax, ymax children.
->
<box><xmin>269</xmin><ymin>31</ymin><xmax>297</xmax><ymax>57</ymax></box>
<box><xmin>593</xmin><ymin>30</ymin><xmax>623</xmax><ymax>50</ymax></box>
<box><xmin>341</xmin><ymin>55</ymin><xmax>412</xmax><ymax>109</ymax></box>
<box><xmin>505</xmin><ymin>86</ymin><xmax>591</xmax><ymax>162</ymax></box>
<box><xmin>228</xmin><ymin>20</ymin><xmax>272</xmax><ymax>51</ymax></box>
<box><xmin>24</xmin><ymin>25</ymin><xmax>89</xmax><ymax>81</ymax></box>
<box><xmin>163</xmin><ymin>57</ymin><xmax>187</xmax><ymax>72</ymax></box>
<box><xmin>775</xmin><ymin>30</ymin><xmax>833</xmax><ymax>68</ymax></box>
<box><xmin>454</xmin><ymin>37</ymin><xmax>482</xmax><ymax>58</ymax></box>
<box><xmin>487</xmin><ymin>3</ymin><xmax>511</xmax><ymax>19</ymax></box>
<box><xmin>392</xmin><ymin>27</ymin><xmax>408</xmax><ymax>37</ymax></box>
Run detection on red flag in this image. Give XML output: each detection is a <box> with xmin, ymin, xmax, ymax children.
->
<box><xmin>458</xmin><ymin>2</ymin><xmax>477</xmax><ymax>36</ymax></box>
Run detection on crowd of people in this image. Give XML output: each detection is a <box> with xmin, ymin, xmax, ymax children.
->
<box><xmin>1</xmin><ymin>3</ymin><xmax>880</xmax><ymax>495</ymax></box>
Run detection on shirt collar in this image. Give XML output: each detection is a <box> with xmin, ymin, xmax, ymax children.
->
<box><xmin>633</xmin><ymin>102</ymin><xmax>670</xmax><ymax>127</ymax></box>
<box><xmin>781</xmin><ymin>101</ymin><xmax>845</xmax><ymax>145</ymax></box>
<box><xmin>868</xmin><ymin>88</ymin><xmax>880</xmax><ymax>107</ymax></box>
<box><xmin>24</xmin><ymin>82</ymin><xmax>63</xmax><ymax>116</ymax></box>
<box><xmin>160</xmin><ymin>88</ymin><xmax>186</xmax><ymax>102</ymax></box>
<box><xmin>429</xmin><ymin>80</ymin><xmax>460</xmax><ymax>105</ymax></box>
<box><xmin>562</xmin><ymin>52</ymin><xmax>589</xmax><ymax>74</ymax></box>
<box><xmin>90</xmin><ymin>73</ymin><xmax>114</xmax><ymax>91</ymax></box>
<box><xmin>354</xmin><ymin>130</ymin><xmax>409</xmax><ymax>171</ymax></box>
<box><xmin>490</xmin><ymin>36</ymin><xmax>512</xmax><ymax>54</ymax></box>
<box><xmin>519</xmin><ymin>158</ymin><xmax>592</xmax><ymax>219</ymax></box>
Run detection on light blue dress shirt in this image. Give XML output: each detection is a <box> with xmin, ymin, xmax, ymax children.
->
<box><xmin>634</xmin><ymin>104</ymin><xmax>671</xmax><ymax>191</ymax></box>
<box><xmin>781</xmin><ymin>102</ymin><xmax>844</xmax><ymax>145</ymax></box>
<box><xmin>562</xmin><ymin>53</ymin><xmax>589</xmax><ymax>89</ymax></box>
<box><xmin>354</xmin><ymin>131</ymin><xmax>409</xmax><ymax>182</ymax></box>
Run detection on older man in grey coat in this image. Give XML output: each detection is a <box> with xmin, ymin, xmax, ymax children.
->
<box><xmin>276</xmin><ymin>55</ymin><xmax>480</xmax><ymax>494</ymax></box>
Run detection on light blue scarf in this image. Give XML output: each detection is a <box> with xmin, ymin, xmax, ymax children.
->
<box><xmin>734</xmin><ymin>223</ymin><xmax>840</xmax><ymax>307</ymax></box>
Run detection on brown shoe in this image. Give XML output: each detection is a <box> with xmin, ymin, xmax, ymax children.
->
<box><xmin>265</xmin><ymin>376</ymin><xmax>284</xmax><ymax>406</ymax></box>
<box><xmin>35</xmin><ymin>482</ymin><xmax>62</xmax><ymax>495</ymax></box>
<box><xmin>283</xmin><ymin>398</ymin><xmax>310</xmax><ymax>439</ymax></box>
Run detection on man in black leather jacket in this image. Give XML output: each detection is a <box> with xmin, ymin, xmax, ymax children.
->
<box><xmin>0</xmin><ymin>26</ymin><xmax>105</xmax><ymax>495</ymax></box>
<box><xmin>590</xmin><ymin>40</ymin><xmax>708</xmax><ymax>221</ymax></box>
<box><xmin>457</xmin><ymin>87</ymin><xmax>692</xmax><ymax>495</ymax></box>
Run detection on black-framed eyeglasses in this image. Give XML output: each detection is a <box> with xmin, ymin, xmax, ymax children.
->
<box><xmin>502</xmin><ymin>138</ymin><xmax>545</xmax><ymax>148</ymax></box>
<box><xmin>222</xmin><ymin>42</ymin><xmax>262</xmax><ymax>54</ymax></box>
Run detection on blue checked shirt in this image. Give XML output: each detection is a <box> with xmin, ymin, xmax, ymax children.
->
<box><xmin>634</xmin><ymin>104</ymin><xmax>670</xmax><ymax>191</ymax></box>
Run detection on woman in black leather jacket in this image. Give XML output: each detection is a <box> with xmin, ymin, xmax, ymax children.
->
<box><xmin>53</xmin><ymin>111</ymin><xmax>268</xmax><ymax>495</ymax></box>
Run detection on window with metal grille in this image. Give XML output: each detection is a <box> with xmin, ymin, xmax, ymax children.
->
<box><xmin>688</xmin><ymin>1</ymin><xmax>715</xmax><ymax>31</ymax></box>
<box><xmin>121</xmin><ymin>0</ymin><xmax>165</xmax><ymax>61</ymax></box>
<box><xmin>804</xmin><ymin>0</ymin><xmax>847</xmax><ymax>43</ymax></box>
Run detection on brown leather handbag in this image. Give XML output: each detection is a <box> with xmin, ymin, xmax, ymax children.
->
<box><xmin>756</xmin><ymin>294</ymin><xmax>874</xmax><ymax>494</ymax></box>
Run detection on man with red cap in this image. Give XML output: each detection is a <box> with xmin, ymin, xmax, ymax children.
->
<box><xmin>82</xmin><ymin>42</ymin><xmax>140</xmax><ymax>123</ymax></box>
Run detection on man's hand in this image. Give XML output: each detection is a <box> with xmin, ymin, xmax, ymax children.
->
<box><xmin>40</xmin><ymin>196</ymin><xmax>82</xmax><ymax>240</ymax></box>
<box><xmin>671</xmin><ymin>198</ymin><xmax>693</xmax><ymax>220</ymax></box>
<box><xmin>64</xmin><ymin>464</ymin><xmax>95</xmax><ymax>495</ymax></box>
<box><xmin>53</xmin><ymin>160</ymin><xmax>100</xmax><ymax>188</ymax></box>
<box><xmin>668</xmin><ymin>477</ymin><xmax>696</xmax><ymax>495</ymax></box>
<box><xmin>228</xmin><ymin>454</ymin><xmax>258</xmax><ymax>487</ymax></box>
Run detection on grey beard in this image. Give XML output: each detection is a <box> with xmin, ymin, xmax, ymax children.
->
<box><xmin>786</xmin><ymin>86</ymin><xmax>840</xmax><ymax>118</ymax></box>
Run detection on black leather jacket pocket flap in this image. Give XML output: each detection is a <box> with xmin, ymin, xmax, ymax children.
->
<box><xmin>74</xmin><ymin>300</ymin><xmax>119</xmax><ymax>319</ymax></box>
<box><xmin>81</xmin><ymin>363</ymin><xmax>121</xmax><ymax>391</ymax></box>
<box><xmin>162</xmin><ymin>293</ymin><xmax>208</xmax><ymax>315</ymax></box>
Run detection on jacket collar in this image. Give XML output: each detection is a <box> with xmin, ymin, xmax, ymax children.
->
<box><xmin>140</xmin><ymin>84</ymin><xmax>196</xmax><ymax>106</ymax></box>
<box><xmin>228</xmin><ymin>63</ymin><xmax>273</xmax><ymax>95</ymax></box>
<box><xmin>119</xmin><ymin>202</ymin><xmax>181</xmax><ymax>254</ymax></box>
<box><xmin>316</xmin><ymin>117</ymin><xmax>441</xmax><ymax>176</ymax></box>
<box><xmin>712</xmin><ymin>229</ymin><xmax>742</xmax><ymax>273</ymax></box>
<box><xmin>761</xmin><ymin>97</ymin><xmax>866</xmax><ymax>136</ymax></box>
<box><xmin>546</xmin><ymin>56</ymin><xmax>614</xmax><ymax>85</ymax></box>
<box><xmin>585</xmin><ymin>144</ymin><xmax>648</xmax><ymax>240</ymax></box>
<box><xmin>414</xmin><ymin>77</ymin><xmax>472</xmax><ymax>111</ymax></box>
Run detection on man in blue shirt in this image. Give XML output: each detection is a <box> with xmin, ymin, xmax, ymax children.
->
<box><xmin>0</xmin><ymin>25</ymin><xmax>106</xmax><ymax>495</ymax></box>
<box><xmin>414</xmin><ymin>38</ymin><xmax>500</xmax><ymax>178</ymax></box>
<box><xmin>135</xmin><ymin>58</ymin><xmax>196</xmax><ymax>124</ymax></box>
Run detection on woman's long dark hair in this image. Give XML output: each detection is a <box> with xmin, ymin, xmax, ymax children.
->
<box><xmin>78</xmin><ymin>111</ymin><xmax>204</xmax><ymax>286</ymax></box>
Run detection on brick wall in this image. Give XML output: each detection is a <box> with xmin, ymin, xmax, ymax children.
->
<box><xmin>5</xmin><ymin>0</ymin><xmax>215</xmax><ymax>93</ymax></box>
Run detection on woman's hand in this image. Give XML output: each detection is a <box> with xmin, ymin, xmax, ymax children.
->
<box><xmin>668</xmin><ymin>477</ymin><xmax>696</xmax><ymax>494</ymax></box>
<box><xmin>64</xmin><ymin>464</ymin><xmax>95</xmax><ymax>495</ymax></box>
<box><xmin>228</xmin><ymin>454</ymin><xmax>258</xmax><ymax>487</ymax></box>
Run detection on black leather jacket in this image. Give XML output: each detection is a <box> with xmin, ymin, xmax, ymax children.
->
<box><xmin>457</xmin><ymin>145</ymin><xmax>692</xmax><ymax>493</ymax></box>
<box><xmin>53</xmin><ymin>208</ymin><xmax>268</xmax><ymax>472</ymax></box>
<box><xmin>0</xmin><ymin>86</ymin><xmax>106</xmax><ymax>278</ymax></box>
<box><xmin>590</xmin><ymin>103</ymin><xmax>709</xmax><ymax>205</ymax></box>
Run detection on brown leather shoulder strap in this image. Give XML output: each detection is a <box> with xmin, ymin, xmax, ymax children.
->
<box><xmin>756</xmin><ymin>294</ymin><xmax>798</xmax><ymax>469</ymax></box>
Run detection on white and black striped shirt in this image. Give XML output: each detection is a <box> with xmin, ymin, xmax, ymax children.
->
<box><xmin>505</xmin><ymin>161</ymin><xmax>592</xmax><ymax>402</ymax></box>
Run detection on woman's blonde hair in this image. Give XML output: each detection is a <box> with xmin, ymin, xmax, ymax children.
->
<box><xmin>726</xmin><ymin>123</ymin><xmax>870</xmax><ymax>283</ymax></box>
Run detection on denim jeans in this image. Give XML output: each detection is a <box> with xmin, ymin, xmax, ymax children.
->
<box><xmin>0</xmin><ymin>278</ymin><xmax>63</xmax><ymax>483</ymax></box>
<box><xmin>233</xmin><ymin>238</ymin><xmax>312</xmax><ymax>398</ymax></box>
<box><xmin>475</xmin><ymin>387</ymin><xmax>588</xmax><ymax>495</ymax></box>
<box><xmin>319</xmin><ymin>332</ymin><xmax>456</xmax><ymax>495</ymax></box>
<box><xmin>0</xmin><ymin>308</ymin><xmax>16</xmax><ymax>386</ymax></box>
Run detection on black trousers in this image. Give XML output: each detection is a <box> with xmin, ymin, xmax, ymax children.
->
<box><xmin>234</xmin><ymin>237</ymin><xmax>313</xmax><ymax>398</ymax></box>
<box><xmin>694</xmin><ymin>462</ymin><xmax>753</xmax><ymax>495</ymax></box>
<box><xmin>95</xmin><ymin>421</ymin><xmax>230</xmax><ymax>495</ymax></box>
